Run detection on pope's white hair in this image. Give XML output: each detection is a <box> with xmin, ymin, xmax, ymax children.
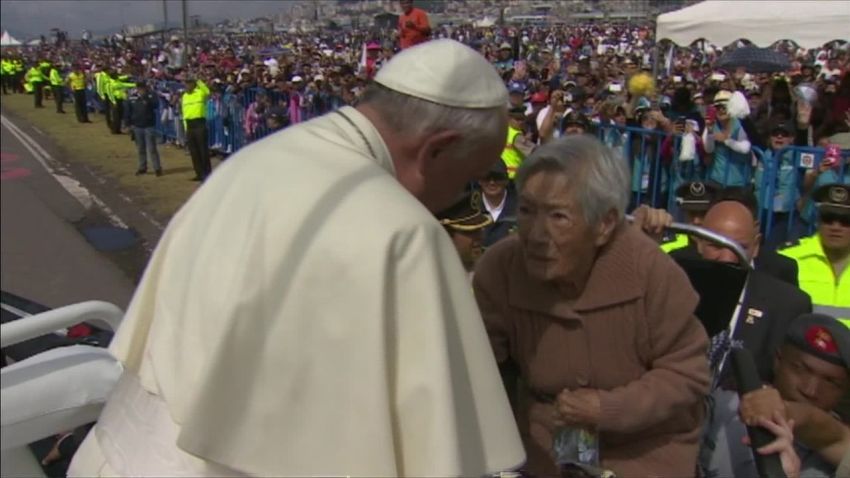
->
<box><xmin>359</xmin><ymin>83</ymin><xmax>506</xmax><ymax>160</ymax></box>
<box><xmin>515</xmin><ymin>135</ymin><xmax>630</xmax><ymax>226</ymax></box>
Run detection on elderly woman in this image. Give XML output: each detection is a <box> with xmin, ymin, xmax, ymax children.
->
<box><xmin>473</xmin><ymin>135</ymin><xmax>710</xmax><ymax>477</ymax></box>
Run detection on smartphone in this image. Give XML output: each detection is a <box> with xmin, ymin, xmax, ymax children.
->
<box><xmin>711</xmin><ymin>73</ymin><xmax>726</xmax><ymax>82</ymax></box>
<box><xmin>673</xmin><ymin>75</ymin><xmax>683</xmax><ymax>83</ymax></box>
<box><xmin>609</xmin><ymin>83</ymin><xmax>622</xmax><ymax>93</ymax></box>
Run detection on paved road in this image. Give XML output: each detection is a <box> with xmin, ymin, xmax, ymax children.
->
<box><xmin>1</xmin><ymin>115</ymin><xmax>135</xmax><ymax>309</ymax></box>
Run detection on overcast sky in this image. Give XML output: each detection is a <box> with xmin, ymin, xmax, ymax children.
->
<box><xmin>0</xmin><ymin>0</ymin><xmax>311</xmax><ymax>39</ymax></box>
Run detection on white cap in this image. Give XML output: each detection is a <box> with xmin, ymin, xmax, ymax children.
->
<box><xmin>291</xmin><ymin>75</ymin><xmax>303</xmax><ymax>82</ymax></box>
<box><xmin>314</xmin><ymin>74</ymin><xmax>324</xmax><ymax>81</ymax></box>
<box><xmin>374</xmin><ymin>39</ymin><xmax>507</xmax><ymax>109</ymax></box>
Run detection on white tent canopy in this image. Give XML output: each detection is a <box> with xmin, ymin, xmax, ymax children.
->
<box><xmin>656</xmin><ymin>0</ymin><xmax>850</xmax><ymax>49</ymax></box>
<box><xmin>0</xmin><ymin>30</ymin><xmax>23</xmax><ymax>47</ymax></box>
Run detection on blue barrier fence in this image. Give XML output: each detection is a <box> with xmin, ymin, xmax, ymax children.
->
<box><xmin>759</xmin><ymin>144</ymin><xmax>850</xmax><ymax>244</ymax></box>
<box><xmin>71</xmin><ymin>87</ymin><xmax>850</xmax><ymax>245</ymax></box>
<box><xmin>596</xmin><ymin>124</ymin><xmax>849</xmax><ymax>248</ymax></box>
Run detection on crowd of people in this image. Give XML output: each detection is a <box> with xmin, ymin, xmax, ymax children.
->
<box><xmin>2</xmin><ymin>2</ymin><xmax>850</xmax><ymax>477</ymax></box>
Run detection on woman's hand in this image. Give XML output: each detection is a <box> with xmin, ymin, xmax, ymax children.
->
<box><xmin>556</xmin><ymin>388</ymin><xmax>601</xmax><ymax>428</ymax></box>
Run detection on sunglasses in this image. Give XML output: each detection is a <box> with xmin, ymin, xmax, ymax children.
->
<box><xmin>820</xmin><ymin>212</ymin><xmax>850</xmax><ymax>227</ymax></box>
<box><xmin>483</xmin><ymin>174</ymin><xmax>508</xmax><ymax>182</ymax></box>
<box><xmin>770</xmin><ymin>130</ymin><xmax>791</xmax><ymax>138</ymax></box>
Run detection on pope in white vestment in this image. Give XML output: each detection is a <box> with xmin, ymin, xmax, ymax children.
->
<box><xmin>68</xmin><ymin>40</ymin><xmax>525</xmax><ymax>477</ymax></box>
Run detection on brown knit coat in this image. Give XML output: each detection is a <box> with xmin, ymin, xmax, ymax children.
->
<box><xmin>473</xmin><ymin>224</ymin><xmax>710</xmax><ymax>477</ymax></box>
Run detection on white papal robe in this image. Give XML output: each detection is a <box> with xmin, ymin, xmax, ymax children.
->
<box><xmin>68</xmin><ymin>106</ymin><xmax>525</xmax><ymax>477</ymax></box>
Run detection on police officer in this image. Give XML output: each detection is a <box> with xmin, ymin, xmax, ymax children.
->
<box><xmin>0</xmin><ymin>56</ymin><xmax>11</xmax><ymax>95</ymax></box>
<box><xmin>25</xmin><ymin>61</ymin><xmax>47</xmax><ymax>108</ymax></box>
<box><xmin>501</xmin><ymin>106</ymin><xmax>534</xmax><ymax>180</ymax></box>
<box><xmin>435</xmin><ymin>190</ymin><xmax>493</xmax><ymax>274</ymax></box>
<box><xmin>561</xmin><ymin>110</ymin><xmax>591</xmax><ymax>136</ymax></box>
<box><xmin>66</xmin><ymin>64</ymin><xmax>90</xmax><ymax>123</ymax></box>
<box><xmin>181</xmin><ymin>75</ymin><xmax>211</xmax><ymax>181</ymax></box>
<box><xmin>109</xmin><ymin>70</ymin><xmax>136</xmax><ymax>135</ymax></box>
<box><xmin>661</xmin><ymin>181</ymin><xmax>719</xmax><ymax>253</ymax></box>
<box><xmin>780</xmin><ymin>183</ymin><xmax>850</xmax><ymax>325</ymax></box>
<box><xmin>48</xmin><ymin>63</ymin><xmax>65</xmax><ymax>113</ymax></box>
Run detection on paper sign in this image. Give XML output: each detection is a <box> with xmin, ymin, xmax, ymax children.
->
<box><xmin>799</xmin><ymin>153</ymin><xmax>815</xmax><ymax>169</ymax></box>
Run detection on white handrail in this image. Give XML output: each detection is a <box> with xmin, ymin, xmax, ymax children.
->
<box><xmin>0</xmin><ymin>301</ymin><xmax>124</xmax><ymax>348</ymax></box>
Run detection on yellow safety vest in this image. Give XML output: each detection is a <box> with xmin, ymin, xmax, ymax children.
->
<box><xmin>501</xmin><ymin>126</ymin><xmax>524</xmax><ymax>180</ymax></box>
<box><xmin>68</xmin><ymin>71</ymin><xmax>86</xmax><ymax>90</ymax></box>
<box><xmin>0</xmin><ymin>60</ymin><xmax>10</xmax><ymax>75</ymax></box>
<box><xmin>13</xmin><ymin>60</ymin><xmax>24</xmax><ymax>73</ymax></box>
<box><xmin>110</xmin><ymin>75</ymin><xmax>135</xmax><ymax>101</ymax></box>
<box><xmin>25</xmin><ymin>67</ymin><xmax>45</xmax><ymax>83</ymax></box>
<box><xmin>182</xmin><ymin>80</ymin><xmax>210</xmax><ymax>125</ymax></box>
<box><xmin>49</xmin><ymin>68</ymin><xmax>63</xmax><ymax>87</ymax></box>
<box><xmin>779</xmin><ymin>234</ymin><xmax>850</xmax><ymax>326</ymax></box>
<box><xmin>95</xmin><ymin>72</ymin><xmax>108</xmax><ymax>98</ymax></box>
<box><xmin>660</xmin><ymin>233</ymin><xmax>690</xmax><ymax>253</ymax></box>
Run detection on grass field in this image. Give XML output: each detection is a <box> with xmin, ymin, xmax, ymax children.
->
<box><xmin>1</xmin><ymin>93</ymin><xmax>222</xmax><ymax>219</ymax></box>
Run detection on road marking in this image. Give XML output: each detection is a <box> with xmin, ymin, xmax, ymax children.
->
<box><xmin>1</xmin><ymin>115</ymin><xmax>129</xmax><ymax>229</ymax></box>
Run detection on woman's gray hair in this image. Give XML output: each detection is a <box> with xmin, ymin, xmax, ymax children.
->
<box><xmin>515</xmin><ymin>135</ymin><xmax>630</xmax><ymax>226</ymax></box>
<box><xmin>358</xmin><ymin>83</ymin><xmax>506</xmax><ymax>159</ymax></box>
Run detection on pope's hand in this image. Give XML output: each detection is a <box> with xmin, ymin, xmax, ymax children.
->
<box><xmin>556</xmin><ymin>388</ymin><xmax>601</xmax><ymax>428</ymax></box>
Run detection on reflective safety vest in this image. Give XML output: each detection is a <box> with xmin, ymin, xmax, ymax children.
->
<box><xmin>68</xmin><ymin>71</ymin><xmax>86</xmax><ymax>91</ymax></box>
<box><xmin>779</xmin><ymin>234</ymin><xmax>850</xmax><ymax>327</ymax></box>
<box><xmin>48</xmin><ymin>68</ymin><xmax>63</xmax><ymax>87</ymax></box>
<box><xmin>25</xmin><ymin>66</ymin><xmax>45</xmax><ymax>84</ymax></box>
<box><xmin>13</xmin><ymin>59</ymin><xmax>24</xmax><ymax>73</ymax></box>
<box><xmin>182</xmin><ymin>79</ymin><xmax>210</xmax><ymax>125</ymax></box>
<box><xmin>661</xmin><ymin>233</ymin><xmax>690</xmax><ymax>253</ymax></box>
<box><xmin>501</xmin><ymin>126</ymin><xmax>524</xmax><ymax>180</ymax></box>
<box><xmin>110</xmin><ymin>75</ymin><xmax>135</xmax><ymax>101</ymax></box>
<box><xmin>0</xmin><ymin>60</ymin><xmax>11</xmax><ymax>75</ymax></box>
<box><xmin>95</xmin><ymin>71</ymin><xmax>108</xmax><ymax>98</ymax></box>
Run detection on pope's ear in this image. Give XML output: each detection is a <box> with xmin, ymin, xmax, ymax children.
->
<box><xmin>416</xmin><ymin>129</ymin><xmax>462</xmax><ymax>168</ymax></box>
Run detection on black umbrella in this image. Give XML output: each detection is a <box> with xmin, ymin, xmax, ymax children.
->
<box><xmin>716</xmin><ymin>45</ymin><xmax>791</xmax><ymax>73</ymax></box>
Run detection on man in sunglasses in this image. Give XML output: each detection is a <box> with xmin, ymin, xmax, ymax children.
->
<box><xmin>477</xmin><ymin>161</ymin><xmax>517</xmax><ymax>247</ymax></box>
<box><xmin>780</xmin><ymin>183</ymin><xmax>850</xmax><ymax>326</ymax></box>
<box><xmin>755</xmin><ymin>119</ymin><xmax>810</xmax><ymax>249</ymax></box>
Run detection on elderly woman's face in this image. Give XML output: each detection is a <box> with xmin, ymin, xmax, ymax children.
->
<box><xmin>517</xmin><ymin>171</ymin><xmax>602</xmax><ymax>285</ymax></box>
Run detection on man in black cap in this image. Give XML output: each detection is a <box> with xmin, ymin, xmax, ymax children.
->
<box><xmin>660</xmin><ymin>181</ymin><xmax>719</xmax><ymax>253</ymax></box>
<box><xmin>435</xmin><ymin>190</ymin><xmax>492</xmax><ymax>274</ymax></box>
<box><xmin>756</xmin><ymin>117</ymin><xmax>810</xmax><ymax>249</ymax></box>
<box><xmin>780</xmin><ymin>183</ymin><xmax>850</xmax><ymax>324</ymax></box>
<box><xmin>476</xmin><ymin>160</ymin><xmax>517</xmax><ymax>248</ymax></box>
<box><xmin>561</xmin><ymin>110</ymin><xmax>590</xmax><ymax>136</ymax></box>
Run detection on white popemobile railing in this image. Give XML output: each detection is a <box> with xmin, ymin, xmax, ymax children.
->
<box><xmin>1</xmin><ymin>300</ymin><xmax>124</xmax><ymax>478</ymax></box>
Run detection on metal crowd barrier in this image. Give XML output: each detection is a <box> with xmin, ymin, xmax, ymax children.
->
<box><xmin>758</xmin><ymin>145</ymin><xmax>850</xmax><ymax>244</ymax></box>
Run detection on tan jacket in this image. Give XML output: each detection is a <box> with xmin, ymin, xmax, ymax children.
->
<box><xmin>474</xmin><ymin>224</ymin><xmax>710</xmax><ymax>477</ymax></box>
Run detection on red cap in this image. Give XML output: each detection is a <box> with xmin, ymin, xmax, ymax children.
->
<box><xmin>530</xmin><ymin>91</ymin><xmax>549</xmax><ymax>104</ymax></box>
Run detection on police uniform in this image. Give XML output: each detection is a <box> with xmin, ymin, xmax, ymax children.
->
<box><xmin>661</xmin><ymin>181</ymin><xmax>718</xmax><ymax>253</ymax></box>
<box><xmin>779</xmin><ymin>184</ymin><xmax>850</xmax><ymax>325</ymax></box>
<box><xmin>181</xmin><ymin>78</ymin><xmax>211</xmax><ymax>181</ymax></box>
<box><xmin>436</xmin><ymin>190</ymin><xmax>493</xmax><ymax>233</ymax></box>
<box><xmin>501</xmin><ymin>106</ymin><xmax>527</xmax><ymax>180</ymax></box>
<box><xmin>67</xmin><ymin>68</ymin><xmax>90</xmax><ymax>123</ymax></box>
